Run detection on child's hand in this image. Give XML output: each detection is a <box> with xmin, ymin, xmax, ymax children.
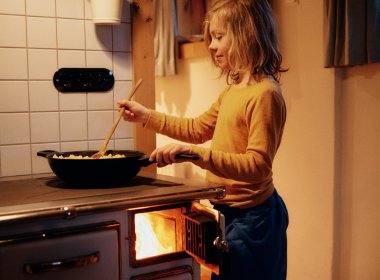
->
<box><xmin>149</xmin><ymin>143</ymin><xmax>192</xmax><ymax>167</ymax></box>
<box><xmin>117</xmin><ymin>100</ymin><xmax>150</xmax><ymax>124</ymax></box>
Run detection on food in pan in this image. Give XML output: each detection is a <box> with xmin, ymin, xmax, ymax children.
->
<box><xmin>52</xmin><ymin>153</ymin><xmax>126</xmax><ymax>159</ymax></box>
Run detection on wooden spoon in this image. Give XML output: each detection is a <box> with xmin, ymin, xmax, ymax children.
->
<box><xmin>91</xmin><ymin>78</ymin><xmax>143</xmax><ymax>159</ymax></box>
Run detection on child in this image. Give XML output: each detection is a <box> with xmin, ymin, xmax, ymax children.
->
<box><xmin>118</xmin><ymin>0</ymin><xmax>288</xmax><ymax>279</ymax></box>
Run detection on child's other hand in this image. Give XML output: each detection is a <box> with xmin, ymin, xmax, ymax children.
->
<box><xmin>149</xmin><ymin>143</ymin><xmax>192</xmax><ymax>167</ymax></box>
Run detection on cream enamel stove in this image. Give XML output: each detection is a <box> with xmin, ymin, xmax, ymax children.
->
<box><xmin>0</xmin><ymin>172</ymin><xmax>227</xmax><ymax>280</ymax></box>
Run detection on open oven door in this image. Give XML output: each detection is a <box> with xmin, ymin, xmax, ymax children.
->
<box><xmin>183</xmin><ymin>201</ymin><xmax>229</xmax><ymax>277</ymax></box>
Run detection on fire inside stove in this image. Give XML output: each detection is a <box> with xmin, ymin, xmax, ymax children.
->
<box><xmin>135</xmin><ymin>213</ymin><xmax>175</xmax><ymax>259</ymax></box>
<box><xmin>133</xmin><ymin>207</ymin><xmax>184</xmax><ymax>261</ymax></box>
<box><xmin>130</xmin><ymin>203</ymin><xmax>219</xmax><ymax>270</ymax></box>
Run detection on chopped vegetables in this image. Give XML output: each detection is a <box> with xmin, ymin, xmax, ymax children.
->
<box><xmin>52</xmin><ymin>153</ymin><xmax>126</xmax><ymax>159</ymax></box>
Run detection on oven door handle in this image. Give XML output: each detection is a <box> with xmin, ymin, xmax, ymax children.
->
<box><xmin>24</xmin><ymin>251</ymin><xmax>100</xmax><ymax>274</ymax></box>
<box><xmin>190</xmin><ymin>201</ymin><xmax>229</xmax><ymax>252</ymax></box>
<box><xmin>213</xmin><ymin>212</ymin><xmax>229</xmax><ymax>253</ymax></box>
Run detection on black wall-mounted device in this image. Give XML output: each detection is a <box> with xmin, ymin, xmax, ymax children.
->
<box><xmin>53</xmin><ymin>68</ymin><xmax>115</xmax><ymax>92</ymax></box>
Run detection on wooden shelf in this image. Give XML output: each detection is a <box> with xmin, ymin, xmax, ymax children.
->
<box><xmin>179</xmin><ymin>41</ymin><xmax>209</xmax><ymax>59</ymax></box>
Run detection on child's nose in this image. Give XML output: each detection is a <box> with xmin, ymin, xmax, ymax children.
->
<box><xmin>208</xmin><ymin>40</ymin><xmax>216</xmax><ymax>51</ymax></box>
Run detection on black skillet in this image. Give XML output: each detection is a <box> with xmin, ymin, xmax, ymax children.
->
<box><xmin>37</xmin><ymin>150</ymin><xmax>199</xmax><ymax>186</ymax></box>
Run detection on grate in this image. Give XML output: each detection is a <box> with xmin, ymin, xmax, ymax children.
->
<box><xmin>184</xmin><ymin>212</ymin><xmax>218</xmax><ymax>264</ymax></box>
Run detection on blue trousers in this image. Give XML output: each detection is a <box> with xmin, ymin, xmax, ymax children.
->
<box><xmin>211</xmin><ymin>189</ymin><xmax>288</xmax><ymax>280</ymax></box>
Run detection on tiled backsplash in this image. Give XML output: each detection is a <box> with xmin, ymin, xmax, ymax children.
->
<box><xmin>0</xmin><ymin>0</ymin><xmax>135</xmax><ymax>177</ymax></box>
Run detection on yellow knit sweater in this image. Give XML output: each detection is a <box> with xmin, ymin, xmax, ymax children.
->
<box><xmin>144</xmin><ymin>79</ymin><xmax>286</xmax><ymax>208</ymax></box>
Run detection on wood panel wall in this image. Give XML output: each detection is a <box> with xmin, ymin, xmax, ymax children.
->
<box><xmin>131</xmin><ymin>0</ymin><xmax>156</xmax><ymax>172</ymax></box>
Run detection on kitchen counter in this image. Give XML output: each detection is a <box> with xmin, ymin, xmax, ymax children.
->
<box><xmin>0</xmin><ymin>172</ymin><xmax>225</xmax><ymax>225</ymax></box>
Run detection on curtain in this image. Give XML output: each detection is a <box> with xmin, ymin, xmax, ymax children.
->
<box><xmin>324</xmin><ymin>0</ymin><xmax>380</xmax><ymax>67</ymax></box>
<box><xmin>154</xmin><ymin>0</ymin><xmax>177</xmax><ymax>77</ymax></box>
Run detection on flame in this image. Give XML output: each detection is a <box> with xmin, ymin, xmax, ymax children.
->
<box><xmin>135</xmin><ymin>213</ymin><xmax>176</xmax><ymax>259</ymax></box>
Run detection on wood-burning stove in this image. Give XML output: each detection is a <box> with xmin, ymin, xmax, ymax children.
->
<box><xmin>0</xmin><ymin>172</ymin><xmax>227</xmax><ymax>280</ymax></box>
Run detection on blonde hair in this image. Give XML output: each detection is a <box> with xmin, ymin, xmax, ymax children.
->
<box><xmin>204</xmin><ymin>0</ymin><xmax>286</xmax><ymax>82</ymax></box>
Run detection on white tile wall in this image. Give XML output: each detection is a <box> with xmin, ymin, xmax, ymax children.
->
<box><xmin>86</xmin><ymin>50</ymin><xmax>113</xmax><ymax>69</ymax></box>
<box><xmin>113</xmin><ymin>81</ymin><xmax>132</xmax><ymax>109</ymax></box>
<box><xmin>30</xmin><ymin>112</ymin><xmax>60</xmax><ymax>143</ymax></box>
<box><xmin>31</xmin><ymin>142</ymin><xmax>60</xmax><ymax>174</ymax></box>
<box><xmin>61</xmin><ymin>141</ymin><xmax>88</xmax><ymax>152</ymax></box>
<box><xmin>0</xmin><ymin>0</ymin><xmax>134</xmax><ymax>177</ymax></box>
<box><xmin>60</xmin><ymin>111</ymin><xmax>88</xmax><ymax>141</ymax></box>
<box><xmin>113</xmin><ymin>52</ymin><xmax>132</xmax><ymax>80</ymax></box>
<box><xmin>85</xmin><ymin>21</ymin><xmax>112</xmax><ymax>50</ymax></box>
<box><xmin>57</xmin><ymin>19</ymin><xmax>86</xmax><ymax>49</ymax></box>
<box><xmin>26</xmin><ymin>0</ymin><xmax>55</xmax><ymax>17</ymax></box>
<box><xmin>0</xmin><ymin>48</ymin><xmax>28</xmax><ymax>79</ymax></box>
<box><xmin>28</xmin><ymin>49</ymin><xmax>58</xmax><ymax>79</ymax></box>
<box><xmin>87</xmin><ymin>90</ymin><xmax>114</xmax><ymax>110</ymax></box>
<box><xmin>0</xmin><ymin>15</ymin><xmax>26</xmax><ymax>47</ymax></box>
<box><xmin>88</xmin><ymin>111</ymin><xmax>114</xmax><ymax>139</ymax></box>
<box><xmin>0</xmin><ymin>113</ymin><xmax>30</xmax><ymax>145</ymax></box>
<box><xmin>0</xmin><ymin>81</ymin><xmax>29</xmax><ymax>112</ymax></box>
<box><xmin>27</xmin><ymin>17</ymin><xmax>57</xmax><ymax>48</ymax></box>
<box><xmin>58</xmin><ymin>50</ymin><xmax>86</xmax><ymax>68</ymax></box>
<box><xmin>113</xmin><ymin>23</ymin><xmax>132</xmax><ymax>52</ymax></box>
<box><xmin>59</xmin><ymin>92</ymin><xmax>87</xmax><ymax>111</ymax></box>
<box><xmin>115</xmin><ymin>138</ymin><xmax>134</xmax><ymax>150</ymax></box>
<box><xmin>29</xmin><ymin>81</ymin><xmax>59</xmax><ymax>111</ymax></box>
<box><xmin>0</xmin><ymin>144</ymin><xmax>32</xmax><ymax>176</ymax></box>
<box><xmin>0</xmin><ymin>0</ymin><xmax>25</xmax><ymax>15</ymax></box>
<box><xmin>56</xmin><ymin>0</ymin><xmax>85</xmax><ymax>19</ymax></box>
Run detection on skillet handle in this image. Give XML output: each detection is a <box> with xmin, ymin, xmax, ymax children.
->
<box><xmin>138</xmin><ymin>153</ymin><xmax>200</xmax><ymax>167</ymax></box>
<box><xmin>175</xmin><ymin>154</ymin><xmax>200</xmax><ymax>160</ymax></box>
<box><xmin>37</xmin><ymin>150</ymin><xmax>60</xmax><ymax>158</ymax></box>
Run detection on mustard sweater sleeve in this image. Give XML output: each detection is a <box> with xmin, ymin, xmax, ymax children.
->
<box><xmin>144</xmin><ymin>91</ymin><xmax>225</xmax><ymax>144</ymax></box>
